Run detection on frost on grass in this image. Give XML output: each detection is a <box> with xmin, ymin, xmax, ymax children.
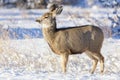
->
<box><xmin>0</xmin><ymin>39</ymin><xmax>120</xmax><ymax>79</ymax></box>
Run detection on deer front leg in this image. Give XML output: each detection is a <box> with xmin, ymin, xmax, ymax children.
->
<box><xmin>61</xmin><ymin>53</ymin><xmax>69</xmax><ymax>73</ymax></box>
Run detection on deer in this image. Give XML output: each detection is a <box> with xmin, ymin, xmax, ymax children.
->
<box><xmin>36</xmin><ymin>4</ymin><xmax>104</xmax><ymax>74</ymax></box>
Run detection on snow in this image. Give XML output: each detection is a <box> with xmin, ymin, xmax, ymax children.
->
<box><xmin>0</xmin><ymin>39</ymin><xmax>120</xmax><ymax>80</ymax></box>
<box><xmin>0</xmin><ymin>7</ymin><xmax>120</xmax><ymax>80</ymax></box>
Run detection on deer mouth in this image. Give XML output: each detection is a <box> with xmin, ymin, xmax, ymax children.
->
<box><xmin>36</xmin><ymin>19</ymin><xmax>41</xmax><ymax>23</ymax></box>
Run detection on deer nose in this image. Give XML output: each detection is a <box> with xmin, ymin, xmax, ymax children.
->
<box><xmin>36</xmin><ymin>19</ymin><xmax>41</xmax><ymax>23</ymax></box>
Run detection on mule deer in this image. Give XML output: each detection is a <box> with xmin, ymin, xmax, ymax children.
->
<box><xmin>36</xmin><ymin>4</ymin><xmax>104</xmax><ymax>74</ymax></box>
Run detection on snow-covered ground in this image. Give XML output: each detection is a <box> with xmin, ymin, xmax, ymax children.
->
<box><xmin>0</xmin><ymin>38</ymin><xmax>120</xmax><ymax>80</ymax></box>
<box><xmin>0</xmin><ymin>7</ymin><xmax>120</xmax><ymax>80</ymax></box>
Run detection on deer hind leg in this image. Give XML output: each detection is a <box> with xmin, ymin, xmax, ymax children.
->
<box><xmin>86</xmin><ymin>51</ymin><xmax>98</xmax><ymax>74</ymax></box>
<box><xmin>60</xmin><ymin>53</ymin><xmax>69</xmax><ymax>73</ymax></box>
<box><xmin>98</xmin><ymin>53</ymin><xmax>104</xmax><ymax>74</ymax></box>
<box><xmin>92</xmin><ymin>53</ymin><xmax>104</xmax><ymax>74</ymax></box>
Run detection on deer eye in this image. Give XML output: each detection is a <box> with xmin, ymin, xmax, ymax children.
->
<box><xmin>44</xmin><ymin>15</ymin><xmax>49</xmax><ymax>18</ymax></box>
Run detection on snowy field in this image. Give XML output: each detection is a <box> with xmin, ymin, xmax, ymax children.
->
<box><xmin>0</xmin><ymin>7</ymin><xmax>120</xmax><ymax>80</ymax></box>
<box><xmin>0</xmin><ymin>38</ymin><xmax>120</xmax><ymax>80</ymax></box>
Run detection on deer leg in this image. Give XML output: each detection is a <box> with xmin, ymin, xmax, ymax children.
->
<box><xmin>86</xmin><ymin>51</ymin><xmax>98</xmax><ymax>74</ymax></box>
<box><xmin>91</xmin><ymin>59</ymin><xmax>98</xmax><ymax>74</ymax></box>
<box><xmin>99</xmin><ymin>54</ymin><xmax>104</xmax><ymax>74</ymax></box>
<box><xmin>93</xmin><ymin>53</ymin><xmax>104</xmax><ymax>74</ymax></box>
<box><xmin>61</xmin><ymin>53</ymin><xmax>69</xmax><ymax>73</ymax></box>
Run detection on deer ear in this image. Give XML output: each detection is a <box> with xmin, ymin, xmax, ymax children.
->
<box><xmin>52</xmin><ymin>5</ymin><xmax>63</xmax><ymax>17</ymax></box>
<box><xmin>56</xmin><ymin>6</ymin><xmax>63</xmax><ymax>15</ymax></box>
<box><xmin>48</xmin><ymin>3</ymin><xmax>63</xmax><ymax>15</ymax></box>
<box><xmin>48</xmin><ymin>3</ymin><xmax>59</xmax><ymax>12</ymax></box>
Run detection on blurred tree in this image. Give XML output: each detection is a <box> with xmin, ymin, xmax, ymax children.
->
<box><xmin>49</xmin><ymin>0</ymin><xmax>80</xmax><ymax>5</ymax></box>
<box><xmin>87</xmin><ymin>0</ymin><xmax>94</xmax><ymax>7</ymax></box>
<box><xmin>16</xmin><ymin>0</ymin><xmax>27</xmax><ymax>8</ymax></box>
<box><xmin>0</xmin><ymin>0</ymin><xmax>48</xmax><ymax>9</ymax></box>
<box><xmin>98</xmin><ymin>0</ymin><xmax>120</xmax><ymax>7</ymax></box>
<box><xmin>34</xmin><ymin>0</ymin><xmax>47</xmax><ymax>9</ymax></box>
<box><xmin>108</xmin><ymin>8</ymin><xmax>120</xmax><ymax>35</ymax></box>
<box><xmin>0</xmin><ymin>0</ymin><xmax>120</xmax><ymax>8</ymax></box>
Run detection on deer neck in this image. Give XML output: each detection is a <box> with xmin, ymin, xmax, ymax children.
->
<box><xmin>42</xmin><ymin>21</ymin><xmax>56</xmax><ymax>44</ymax></box>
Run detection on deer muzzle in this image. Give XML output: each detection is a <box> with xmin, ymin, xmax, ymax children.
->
<box><xmin>36</xmin><ymin>19</ymin><xmax>42</xmax><ymax>23</ymax></box>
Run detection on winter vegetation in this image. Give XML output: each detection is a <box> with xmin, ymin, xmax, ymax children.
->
<box><xmin>0</xmin><ymin>0</ymin><xmax>120</xmax><ymax>80</ymax></box>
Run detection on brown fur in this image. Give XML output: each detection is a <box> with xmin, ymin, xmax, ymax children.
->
<box><xmin>36</xmin><ymin>5</ymin><xmax>104</xmax><ymax>74</ymax></box>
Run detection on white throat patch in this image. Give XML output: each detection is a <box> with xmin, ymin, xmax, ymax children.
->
<box><xmin>42</xmin><ymin>23</ymin><xmax>50</xmax><ymax>28</ymax></box>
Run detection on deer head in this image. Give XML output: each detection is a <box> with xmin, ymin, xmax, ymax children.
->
<box><xmin>36</xmin><ymin>4</ymin><xmax>63</xmax><ymax>28</ymax></box>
